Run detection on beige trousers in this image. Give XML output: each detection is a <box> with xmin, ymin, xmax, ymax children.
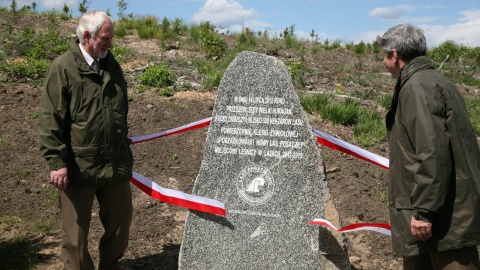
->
<box><xmin>59</xmin><ymin>181</ymin><xmax>133</xmax><ymax>270</ymax></box>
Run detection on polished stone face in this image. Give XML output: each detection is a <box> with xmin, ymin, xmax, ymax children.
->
<box><xmin>179</xmin><ymin>51</ymin><xmax>350</xmax><ymax>270</ymax></box>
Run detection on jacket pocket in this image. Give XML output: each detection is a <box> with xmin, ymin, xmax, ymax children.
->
<box><xmin>70</xmin><ymin>145</ymin><xmax>98</xmax><ymax>181</ymax></box>
<box><xmin>114</xmin><ymin>139</ymin><xmax>133</xmax><ymax>179</ymax></box>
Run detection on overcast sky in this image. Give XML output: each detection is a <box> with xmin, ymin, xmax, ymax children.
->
<box><xmin>4</xmin><ymin>0</ymin><xmax>480</xmax><ymax>47</ymax></box>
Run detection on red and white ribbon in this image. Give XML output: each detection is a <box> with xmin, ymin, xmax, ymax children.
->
<box><xmin>131</xmin><ymin>172</ymin><xmax>226</xmax><ymax>216</ymax></box>
<box><xmin>130</xmin><ymin>118</ymin><xmax>389</xmax><ymax>169</ymax></box>
<box><xmin>309</xmin><ymin>218</ymin><xmax>391</xmax><ymax>236</ymax></box>
<box><xmin>313</xmin><ymin>128</ymin><xmax>389</xmax><ymax>169</ymax></box>
<box><xmin>130</xmin><ymin>117</ymin><xmax>211</xmax><ymax>144</ymax></box>
<box><xmin>129</xmin><ymin>117</ymin><xmax>392</xmax><ymax>233</ymax></box>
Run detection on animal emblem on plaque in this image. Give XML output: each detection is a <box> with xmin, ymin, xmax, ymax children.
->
<box><xmin>237</xmin><ymin>165</ymin><xmax>274</xmax><ymax>205</ymax></box>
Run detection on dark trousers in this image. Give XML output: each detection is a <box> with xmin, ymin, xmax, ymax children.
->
<box><xmin>59</xmin><ymin>181</ymin><xmax>133</xmax><ymax>270</ymax></box>
<box><xmin>403</xmin><ymin>246</ymin><xmax>480</xmax><ymax>270</ymax></box>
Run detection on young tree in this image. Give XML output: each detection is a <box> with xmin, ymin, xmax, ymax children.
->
<box><xmin>79</xmin><ymin>0</ymin><xmax>90</xmax><ymax>15</ymax></box>
<box><xmin>10</xmin><ymin>0</ymin><xmax>17</xmax><ymax>13</ymax></box>
<box><xmin>63</xmin><ymin>3</ymin><xmax>71</xmax><ymax>18</ymax></box>
<box><xmin>117</xmin><ymin>0</ymin><xmax>127</xmax><ymax>20</ymax></box>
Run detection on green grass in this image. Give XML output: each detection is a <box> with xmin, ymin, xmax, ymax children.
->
<box><xmin>465</xmin><ymin>97</ymin><xmax>480</xmax><ymax>136</ymax></box>
<box><xmin>301</xmin><ymin>93</ymin><xmax>387</xmax><ymax>147</ymax></box>
<box><xmin>368</xmin><ymin>186</ymin><xmax>389</xmax><ymax>205</ymax></box>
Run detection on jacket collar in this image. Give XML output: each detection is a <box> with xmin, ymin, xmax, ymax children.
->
<box><xmin>69</xmin><ymin>38</ymin><xmax>94</xmax><ymax>73</ymax></box>
<box><xmin>385</xmin><ymin>56</ymin><xmax>434</xmax><ymax>130</ymax></box>
<box><xmin>398</xmin><ymin>56</ymin><xmax>434</xmax><ymax>88</ymax></box>
<box><xmin>69</xmin><ymin>38</ymin><xmax>112</xmax><ymax>74</ymax></box>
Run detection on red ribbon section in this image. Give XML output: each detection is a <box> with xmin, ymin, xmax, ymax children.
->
<box><xmin>313</xmin><ymin>129</ymin><xmax>389</xmax><ymax>169</ymax></box>
<box><xmin>309</xmin><ymin>219</ymin><xmax>391</xmax><ymax>236</ymax></box>
<box><xmin>131</xmin><ymin>117</ymin><xmax>211</xmax><ymax>144</ymax></box>
<box><xmin>131</xmin><ymin>172</ymin><xmax>226</xmax><ymax>216</ymax></box>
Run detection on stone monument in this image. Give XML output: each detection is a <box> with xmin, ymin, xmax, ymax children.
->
<box><xmin>178</xmin><ymin>51</ymin><xmax>350</xmax><ymax>269</ymax></box>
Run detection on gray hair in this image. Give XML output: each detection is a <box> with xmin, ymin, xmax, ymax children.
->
<box><xmin>76</xmin><ymin>10</ymin><xmax>113</xmax><ymax>43</ymax></box>
<box><xmin>377</xmin><ymin>24</ymin><xmax>427</xmax><ymax>62</ymax></box>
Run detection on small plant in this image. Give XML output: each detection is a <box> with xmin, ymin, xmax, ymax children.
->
<box><xmin>1</xmin><ymin>58</ymin><xmax>49</xmax><ymax>84</ymax></box>
<box><xmin>377</xmin><ymin>94</ymin><xmax>392</xmax><ymax>110</ymax></box>
<box><xmin>335</xmin><ymin>83</ymin><xmax>343</xmax><ymax>94</ymax></box>
<box><xmin>16</xmin><ymin>168</ymin><xmax>32</xmax><ymax>177</ymax></box>
<box><xmin>286</xmin><ymin>60</ymin><xmax>306</xmax><ymax>88</ymax></box>
<box><xmin>137</xmin><ymin>15</ymin><xmax>159</xmax><ymax>39</ymax></box>
<box><xmin>110</xmin><ymin>45</ymin><xmax>133</xmax><ymax>64</ymax></box>
<box><xmin>41</xmin><ymin>185</ymin><xmax>58</xmax><ymax>208</ymax></box>
<box><xmin>202</xmin><ymin>71</ymin><xmax>223</xmax><ymax>90</ymax></box>
<box><xmin>34</xmin><ymin>217</ymin><xmax>56</xmax><ymax>232</ymax></box>
<box><xmin>171</xmin><ymin>153</ymin><xmax>179</xmax><ymax>161</ymax></box>
<box><xmin>0</xmin><ymin>214</ymin><xmax>21</xmax><ymax>226</ymax></box>
<box><xmin>368</xmin><ymin>186</ymin><xmax>389</xmax><ymax>205</ymax></box>
<box><xmin>139</xmin><ymin>63</ymin><xmax>176</xmax><ymax>88</ymax></box>
<box><xmin>156</xmin><ymin>88</ymin><xmax>173</xmax><ymax>97</ymax></box>
<box><xmin>30</xmin><ymin>110</ymin><xmax>39</xmax><ymax>119</ymax></box>
<box><xmin>198</xmin><ymin>21</ymin><xmax>227</xmax><ymax>58</ymax></box>
<box><xmin>114</xmin><ymin>23</ymin><xmax>128</xmax><ymax>38</ymax></box>
<box><xmin>354</xmin><ymin>41</ymin><xmax>366</xmax><ymax>56</ymax></box>
<box><xmin>237</xmin><ymin>27</ymin><xmax>256</xmax><ymax>48</ymax></box>
<box><xmin>172</xmin><ymin>18</ymin><xmax>187</xmax><ymax>36</ymax></box>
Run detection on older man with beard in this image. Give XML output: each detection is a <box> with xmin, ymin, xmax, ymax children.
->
<box><xmin>39</xmin><ymin>10</ymin><xmax>133</xmax><ymax>270</ymax></box>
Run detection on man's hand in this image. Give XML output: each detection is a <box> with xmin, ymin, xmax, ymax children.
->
<box><xmin>50</xmin><ymin>167</ymin><xmax>68</xmax><ymax>190</ymax></box>
<box><xmin>411</xmin><ymin>216</ymin><xmax>432</xmax><ymax>241</ymax></box>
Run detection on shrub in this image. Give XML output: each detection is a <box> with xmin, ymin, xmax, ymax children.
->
<box><xmin>198</xmin><ymin>21</ymin><xmax>227</xmax><ymax>58</ymax></box>
<box><xmin>0</xmin><ymin>58</ymin><xmax>49</xmax><ymax>83</ymax></box>
<box><xmin>286</xmin><ymin>60</ymin><xmax>306</xmax><ymax>88</ymax></box>
<box><xmin>137</xmin><ymin>15</ymin><xmax>159</xmax><ymax>39</ymax></box>
<box><xmin>237</xmin><ymin>27</ymin><xmax>256</xmax><ymax>47</ymax></box>
<box><xmin>110</xmin><ymin>45</ymin><xmax>134</xmax><ymax>64</ymax></box>
<box><xmin>354</xmin><ymin>41</ymin><xmax>366</xmax><ymax>56</ymax></box>
<box><xmin>139</xmin><ymin>63</ymin><xmax>176</xmax><ymax>88</ymax></box>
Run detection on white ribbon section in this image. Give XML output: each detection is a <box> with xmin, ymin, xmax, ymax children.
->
<box><xmin>131</xmin><ymin>172</ymin><xmax>226</xmax><ymax>216</ymax></box>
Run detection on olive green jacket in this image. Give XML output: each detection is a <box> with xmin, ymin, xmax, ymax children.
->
<box><xmin>386</xmin><ymin>56</ymin><xmax>480</xmax><ymax>257</ymax></box>
<box><xmin>39</xmin><ymin>38</ymin><xmax>133</xmax><ymax>186</ymax></box>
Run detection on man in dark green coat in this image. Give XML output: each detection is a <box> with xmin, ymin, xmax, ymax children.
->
<box><xmin>39</xmin><ymin>10</ymin><xmax>133</xmax><ymax>270</ymax></box>
<box><xmin>378</xmin><ymin>24</ymin><xmax>480</xmax><ymax>269</ymax></box>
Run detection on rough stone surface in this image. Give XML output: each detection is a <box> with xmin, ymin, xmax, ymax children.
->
<box><xmin>178</xmin><ymin>51</ymin><xmax>350</xmax><ymax>269</ymax></box>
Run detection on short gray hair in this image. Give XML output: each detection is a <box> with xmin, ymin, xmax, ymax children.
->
<box><xmin>377</xmin><ymin>24</ymin><xmax>427</xmax><ymax>62</ymax></box>
<box><xmin>76</xmin><ymin>10</ymin><xmax>113</xmax><ymax>43</ymax></box>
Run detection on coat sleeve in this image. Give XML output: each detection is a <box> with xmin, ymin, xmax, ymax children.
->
<box><xmin>398</xmin><ymin>81</ymin><xmax>452</xmax><ymax>219</ymax></box>
<box><xmin>38</xmin><ymin>61</ymin><xmax>70</xmax><ymax>171</ymax></box>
